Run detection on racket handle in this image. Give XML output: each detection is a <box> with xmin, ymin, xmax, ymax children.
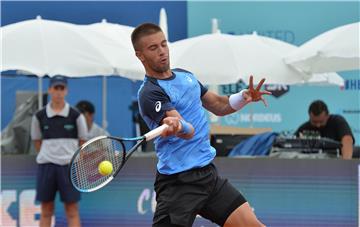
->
<box><xmin>144</xmin><ymin>124</ymin><xmax>169</xmax><ymax>141</ymax></box>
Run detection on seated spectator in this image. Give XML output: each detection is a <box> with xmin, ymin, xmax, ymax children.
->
<box><xmin>75</xmin><ymin>100</ymin><xmax>109</xmax><ymax>140</ymax></box>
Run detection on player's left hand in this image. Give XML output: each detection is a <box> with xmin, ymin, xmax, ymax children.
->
<box><xmin>243</xmin><ymin>75</ymin><xmax>272</xmax><ymax>106</ymax></box>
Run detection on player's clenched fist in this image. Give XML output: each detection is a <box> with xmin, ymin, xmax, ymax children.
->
<box><xmin>161</xmin><ymin>116</ymin><xmax>182</xmax><ymax>137</ymax></box>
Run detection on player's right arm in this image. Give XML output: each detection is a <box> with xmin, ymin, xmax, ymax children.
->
<box><xmin>31</xmin><ymin>115</ymin><xmax>42</xmax><ymax>152</ymax></box>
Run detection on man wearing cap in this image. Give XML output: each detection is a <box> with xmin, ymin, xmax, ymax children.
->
<box><xmin>31</xmin><ymin>75</ymin><xmax>87</xmax><ymax>227</ymax></box>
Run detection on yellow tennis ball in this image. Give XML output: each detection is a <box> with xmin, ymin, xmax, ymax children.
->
<box><xmin>98</xmin><ymin>161</ymin><xmax>113</xmax><ymax>176</ymax></box>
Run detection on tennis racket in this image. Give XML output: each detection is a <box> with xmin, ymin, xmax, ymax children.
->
<box><xmin>69</xmin><ymin>124</ymin><xmax>168</xmax><ymax>192</ymax></box>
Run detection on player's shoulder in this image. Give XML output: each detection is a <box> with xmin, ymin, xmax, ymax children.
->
<box><xmin>172</xmin><ymin>68</ymin><xmax>193</xmax><ymax>75</ymax></box>
<box><xmin>172</xmin><ymin>68</ymin><xmax>202</xmax><ymax>84</ymax></box>
<box><xmin>139</xmin><ymin>77</ymin><xmax>162</xmax><ymax>94</ymax></box>
<box><xmin>138</xmin><ymin>78</ymin><xmax>170</xmax><ymax>106</ymax></box>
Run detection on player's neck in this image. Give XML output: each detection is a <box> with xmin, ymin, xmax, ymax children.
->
<box><xmin>146</xmin><ymin>69</ymin><xmax>172</xmax><ymax>80</ymax></box>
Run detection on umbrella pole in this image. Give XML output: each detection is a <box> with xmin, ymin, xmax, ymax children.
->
<box><xmin>38</xmin><ymin>77</ymin><xmax>43</xmax><ymax>110</ymax></box>
<box><xmin>102</xmin><ymin>76</ymin><xmax>107</xmax><ymax>129</ymax></box>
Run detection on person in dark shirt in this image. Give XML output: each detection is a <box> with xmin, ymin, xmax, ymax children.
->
<box><xmin>296</xmin><ymin>100</ymin><xmax>354</xmax><ymax>159</ymax></box>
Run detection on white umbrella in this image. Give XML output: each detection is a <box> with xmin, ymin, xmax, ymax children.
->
<box><xmin>306</xmin><ymin>73</ymin><xmax>344</xmax><ymax>86</ymax></box>
<box><xmin>170</xmin><ymin>32</ymin><xmax>313</xmax><ymax>85</ymax></box>
<box><xmin>1</xmin><ymin>17</ymin><xmax>141</xmax><ymax>124</ymax></box>
<box><xmin>284</xmin><ymin>22</ymin><xmax>360</xmax><ymax>73</ymax></box>
<box><xmin>83</xmin><ymin>20</ymin><xmax>144</xmax><ymax>80</ymax></box>
<box><xmin>170</xmin><ymin>32</ymin><xmax>344</xmax><ymax>86</ymax></box>
<box><xmin>1</xmin><ymin>16</ymin><xmax>118</xmax><ymax>77</ymax></box>
<box><xmin>260</xmin><ymin>34</ymin><xmax>344</xmax><ymax>86</ymax></box>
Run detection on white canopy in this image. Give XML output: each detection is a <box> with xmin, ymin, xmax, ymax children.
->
<box><xmin>170</xmin><ymin>32</ymin><xmax>343</xmax><ymax>85</ymax></box>
<box><xmin>1</xmin><ymin>17</ymin><xmax>123</xmax><ymax>77</ymax></box>
<box><xmin>284</xmin><ymin>22</ymin><xmax>360</xmax><ymax>73</ymax></box>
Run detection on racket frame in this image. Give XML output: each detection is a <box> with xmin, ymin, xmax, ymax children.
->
<box><xmin>69</xmin><ymin>124</ymin><xmax>168</xmax><ymax>192</ymax></box>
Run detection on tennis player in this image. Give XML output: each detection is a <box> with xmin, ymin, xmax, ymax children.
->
<box><xmin>132</xmin><ymin>23</ymin><xmax>270</xmax><ymax>227</ymax></box>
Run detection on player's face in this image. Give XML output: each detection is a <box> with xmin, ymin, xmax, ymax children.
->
<box><xmin>136</xmin><ymin>31</ymin><xmax>170</xmax><ymax>74</ymax></box>
<box><xmin>309</xmin><ymin>111</ymin><xmax>329</xmax><ymax>128</ymax></box>
<box><xmin>48</xmin><ymin>85</ymin><xmax>67</xmax><ymax>103</ymax></box>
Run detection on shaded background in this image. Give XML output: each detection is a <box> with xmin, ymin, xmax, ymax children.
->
<box><xmin>1</xmin><ymin>1</ymin><xmax>359</xmax><ymax>226</ymax></box>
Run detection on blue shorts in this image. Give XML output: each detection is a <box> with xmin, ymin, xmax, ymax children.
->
<box><xmin>36</xmin><ymin>163</ymin><xmax>80</xmax><ymax>203</ymax></box>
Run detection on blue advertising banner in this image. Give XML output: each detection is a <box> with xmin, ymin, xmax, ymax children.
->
<box><xmin>1</xmin><ymin>156</ymin><xmax>358</xmax><ymax>226</ymax></box>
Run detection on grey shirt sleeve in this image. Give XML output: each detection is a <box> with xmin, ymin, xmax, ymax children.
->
<box><xmin>31</xmin><ymin>115</ymin><xmax>42</xmax><ymax>140</ymax></box>
<box><xmin>77</xmin><ymin>114</ymin><xmax>88</xmax><ymax>140</ymax></box>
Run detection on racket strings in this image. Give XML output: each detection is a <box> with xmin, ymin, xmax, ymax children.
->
<box><xmin>70</xmin><ymin>138</ymin><xmax>125</xmax><ymax>191</ymax></box>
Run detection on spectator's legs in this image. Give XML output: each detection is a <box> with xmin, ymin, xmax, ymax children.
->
<box><xmin>64</xmin><ymin>202</ymin><xmax>81</xmax><ymax>227</ymax></box>
<box><xmin>40</xmin><ymin>201</ymin><xmax>54</xmax><ymax>227</ymax></box>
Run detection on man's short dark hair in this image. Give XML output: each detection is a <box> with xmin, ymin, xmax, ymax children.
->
<box><xmin>131</xmin><ymin>23</ymin><xmax>162</xmax><ymax>50</ymax></box>
<box><xmin>76</xmin><ymin>100</ymin><xmax>95</xmax><ymax>114</ymax></box>
<box><xmin>308</xmin><ymin>100</ymin><xmax>329</xmax><ymax>116</ymax></box>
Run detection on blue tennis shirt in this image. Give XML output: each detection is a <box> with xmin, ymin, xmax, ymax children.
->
<box><xmin>138</xmin><ymin>69</ymin><xmax>216</xmax><ymax>175</ymax></box>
